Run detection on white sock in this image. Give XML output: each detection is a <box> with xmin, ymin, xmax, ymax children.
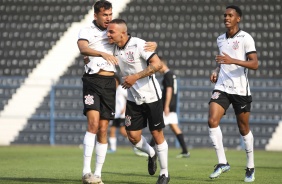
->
<box><xmin>135</xmin><ymin>135</ymin><xmax>155</xmax><ymax>157</ymax></box>
<box><xmin>242</xmin><ymin>131</ymin><xmax>255</xmax><ymax>168</ymax></box>
<box><xmin>156</xmin><ymin>140</ymin><xmax>169</xmax><ymax>177</ymax></box>
<box><xmin>109</xmin><ymin>137</ymin><xmax>117</xmax><ymax>151</ymax></box>
<box><xmin>94</xmin><ymin>142</ymin><xmax>108</xmax><ymax>177</ymax></box>
<box><xmin>82</xmin><ymin>132</ymin><xmax>96</xmax><ymax>176</ymax></box>
<box><xmin>209</xmin><ymin>126</ymin><xmax>227</xmax><ymax>164</ymax></box>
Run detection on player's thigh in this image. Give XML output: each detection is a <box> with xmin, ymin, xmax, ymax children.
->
<box><xmin>83</xmin><ymin>85</ymin><xmax>101</xmax><ymax>116</ymax></box>
<box><xmin>146</xmin><ymin>99</ymin><xmax>165</xmax><ymax>131</ymax></box>
<box><xmin>208</xmin><ymin>90</ymin><xmax>230</xmax><ymax>127</ymax></box>
<box><xmin>231</xmin><ymin>95</ymin><xmax>252</xmax><ymax>115</ymax></box>
<box><xmin>100</xmin><ymin>78</ymin><xmax>116</xmax><ymax>120</ymax></box>
<box><xmin>125</xmin><ymin>101</ymin><xmax>147</xmax><ymax>131</ymax></box>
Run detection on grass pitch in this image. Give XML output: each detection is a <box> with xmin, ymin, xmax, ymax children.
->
<box><xmin>0</xmin><ymin>146</ymin><xmax>281</xmax><ymax>183</ymax></box>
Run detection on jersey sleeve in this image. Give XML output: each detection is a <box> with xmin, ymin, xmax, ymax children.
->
<box><xmin>78</xmin><ymin>27</ymin><xmax>90</xmax><ymax>41</ymax></box>
<box><xmin>136</xmin><ymin>38</ymin><xmax>155</xmax><ymax>61</ymax></box>
<box><xmin>245</xmin><ymin>34</ymin><xmax>256</xmax><ymax>54</ymax></box>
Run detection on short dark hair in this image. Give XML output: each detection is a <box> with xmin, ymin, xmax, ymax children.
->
<box><xmin>94</xmin><ymin>0</ymin><xmax>112</xmax><ymax>14</ymax></box>
<box><xmin>226</xmin><ymin>5</ymin><xmax>242</xmax><ymax>17</ymax></box>
<box><xmin>110</xmin><ymin>18</ymin><xmax>126</xmax><ymax>25</ymax></box>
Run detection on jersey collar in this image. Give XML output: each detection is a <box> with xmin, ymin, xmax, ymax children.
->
<box><xmin>225</xmin><ymin>29</ymin><xmax>241</xmax><ymax>39</ymax></box>
<box><xmin>117</xmin><ymin>34</ymin><xmax>132</xmax><ymax>50</ymax></box>
<box><xmin>92</xmin><ymin>20</ymin><xmax>106</xmax><ymax>31</ymax></box>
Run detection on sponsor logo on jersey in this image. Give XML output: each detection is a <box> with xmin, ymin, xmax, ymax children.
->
<box><xmin>125</xmin><ymin>115</ymin><xmax>132</xmax><ymax>127</ymax></box>
<box><xmin>84</xmin><ymin>94</ymin><xmax>94</xmax><ymax>105</ymax></box>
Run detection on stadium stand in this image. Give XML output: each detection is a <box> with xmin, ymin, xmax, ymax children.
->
<box><xmin>0</xmin><ymin>0</ymin><xmax>281</xmax><ymax>150</ymax></box>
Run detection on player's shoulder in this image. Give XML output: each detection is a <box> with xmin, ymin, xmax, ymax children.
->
<box><xmin>80</xmin><ymin>22</ymin><xmax>101</xmax><ymax>32</ymax></box>
<box><xmin>217</xmin><ymin>33</ymin><xmax>225</xmax><ymax>41</ymax></box>
<box><xmin>237</xmin><ymin>30</ymin><xmax>255</xmax><ymax>41</ymax></box>
<box><xmin>130</xmin><ymin>36</ymin><xmax>146</xmax><ymax>44</ymax></box>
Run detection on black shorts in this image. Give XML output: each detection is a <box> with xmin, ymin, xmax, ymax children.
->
<box><xmin>125</xmin><ymin>99</ymin><xmax>165</xmax><ymax>131</ymax></box>
<box><xmin>82</xmin><ymin>73</ymin><xmax>116</xmax><ymax>120</ymax></box>
<box><xmin>209</xmin><ymin>90</ymin><xmax>252</xmax><ymax>115</ymax></box>
<box><xmin>111</xmin><ymin>118</ymin><xmax>125</xmax><ymax>127</ymax></box>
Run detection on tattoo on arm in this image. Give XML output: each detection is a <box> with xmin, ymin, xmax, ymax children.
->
<box><xmin>137</xmin><ymin>64</ymin><xmax>160</xmax><ymax>79</ymax></box>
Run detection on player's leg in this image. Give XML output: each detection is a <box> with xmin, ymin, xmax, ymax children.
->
<box><xmin>233</xmin><ymin>96</ymin><xmax>255</xmax><ymax>182</ymax></box>
<box><xmin>108</xmin><ymin>120</ymin><xmax>117</xmax><ymax>152</ymax></box>
<box><xmin>82</xmin><ymin>76</ymin><xmax>101</xmax><ymax>181</ymax></box>
<box><xmin>169</xmin><ymin>124</ymin><xmax>189</xmax><ymax>158</ymax></box>
<box><xmin>125</xmin><ymin>101</ymin><xmax>157</xmax><ymax>174</ymax></box>
<box><xmin>127</xmin><ymin>130</ymin><xmax>154</xmax><ymax>155</ymax></box>
<box><xmin>166</xmin><ymin>112</ymin><xmax>189</xmax><ymax>158</ymax></box>
<box><xmin>236</xmin><ymin>112</ymin><xmax>255</xmax><ymax>182</ymax></box>
<box><xmin>119</xmin><ymin>124</ymin><xmax>127</xmax><ymax>137</ymax></box>
<box><xmin>93</xmin><ymin>119</ymin><xmax>109</xmax><ymax>183</ymax></box>
<box><xmin>148</xmin><ymin>99</ymin><xmax>169</xmax><ymax>182</ymax></box>
<box><xmin>93</xmin><ymin>75</ymin><xmax>116</xmax><ymax>183</ymax></box>
<box><xmin>125</xmin><ymin>101</ymin><xmax>154</xmax><ymax>154</ymax></box>
<box><xmin>82</xmin><ymin>110</ymin><xmax>100</xmax><ymax>183</ymax></box>
<box><xmin>208</xmin><ymin>91</ymin><xmax>231</xmax><ymax>179</ymax></box>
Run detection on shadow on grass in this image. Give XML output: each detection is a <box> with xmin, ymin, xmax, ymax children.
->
<box><xmin>0</xmin><ymin>177</ymin><xmax>79</xmax><ymax>183</ymax></box>
<box><xmin>103</xmin><ymin>171</ymin><xmax>190</xmax><ymax>184</ymax></box>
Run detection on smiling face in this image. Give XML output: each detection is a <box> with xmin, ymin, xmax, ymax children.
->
<box><xmin>107</xmin><ymin>23</ymin><xmax>122</xmax><ymax>44</ymax></box>
<box><xmin>224</xmin><ymin>8</ymin><xmax>241</xmax><ymax>29</ymax></box>
<box><xmin>94</xmin><ymin>7</ymin><xmax>112</xmax><ymax>29</ymax></box>
<box><xmin>107</xmin><ymin>22</ymin><xmax>128</xmax><ymax>47</ymax></box>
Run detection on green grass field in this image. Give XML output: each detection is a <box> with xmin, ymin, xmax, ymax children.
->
<box><xmin>0</xmin><ymin>146</ymin><xmax>281</xmax><ymax>184</ymax></box>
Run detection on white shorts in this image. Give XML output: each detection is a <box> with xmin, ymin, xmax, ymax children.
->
<box><xmin>163</xmin><ymin>112</ymin><xmax>178</xmax><ymax>125</ymax></box>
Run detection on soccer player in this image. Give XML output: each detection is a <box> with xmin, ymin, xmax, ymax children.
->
<box><xmin>208</xmin><ymin>5</ymin><xmax>258</xmax><ymax>182</ymax></box>
<box><xmin>77</xmin><ymin>1</ymin><xmax>157</xmax><ymax>184</ymax></box>
<box><xmin>158</xmin><ymin>57</ymin><xmax>190</xmax><ymax>158</ymax></box>
<box><xmin>107</xmin><ymin>19</ymin><xmax>170</xmax><ymax>184</ymax></box>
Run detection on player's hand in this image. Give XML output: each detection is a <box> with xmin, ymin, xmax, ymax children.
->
<box><xmin>164</xmin><ymin>107</ymin><xmax>170</xmax><ymax>116</ymax></box>
<box><xmin>210</xmin><ymin>70</ymin><xmax>218</xmax><ymax>83</ymax></box>
<box><xmin>101</xmin><ymin>52</ymin><xmax>119</xmax><ymax>65</ymax></box>
<box><xmin>122</xmin><ymin>75</ymin><xmax>138</xmax><ymax>89</ymax></box>
<box><xmin>144</xmin><ymin>42</ymin><xmax>157</xmax><ymax>52</ymax></box>
<box><xmin>215</xmin><ymin>52</ymin><xmax>232</xmax><ymax>65</ymax></box>
<box><xmin>83</xmin><ymin>56</ymin><xmax>90</xmax><ymax>65</ymax></box>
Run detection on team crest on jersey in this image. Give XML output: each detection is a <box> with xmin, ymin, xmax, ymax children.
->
<box><xmin>211</xmin><ymin>92</ymin><xmax>220</xmax><ymax>99</ymax></box>
<box><xmin>125</xmin><ymin>115</ymin><xmax>132</xmax><ymax>127</ymax></box>
<box><xmin>232</xmin><ymin>40</ymin><xmax>239</xmax><ymax>50</ymax></box>
<box><xmin>126</xmin><ymin>51</ymin><xmax>134</xmax><ymax>62</ymax></box>
<box><xmin>84</xmin><ymin>94</ymin><xmax>94</xmax><ymax>105</ymax></box>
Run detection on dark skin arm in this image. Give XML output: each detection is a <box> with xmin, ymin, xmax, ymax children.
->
<box><xmin>215</xmin><ymin>52</ymin><xmax>259</xmax><ymax>70</ymax></box>
<box><xmin>211</xmin><ymin>52</ymin><xmax>259</xmax><ymax>83</ymax></box>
